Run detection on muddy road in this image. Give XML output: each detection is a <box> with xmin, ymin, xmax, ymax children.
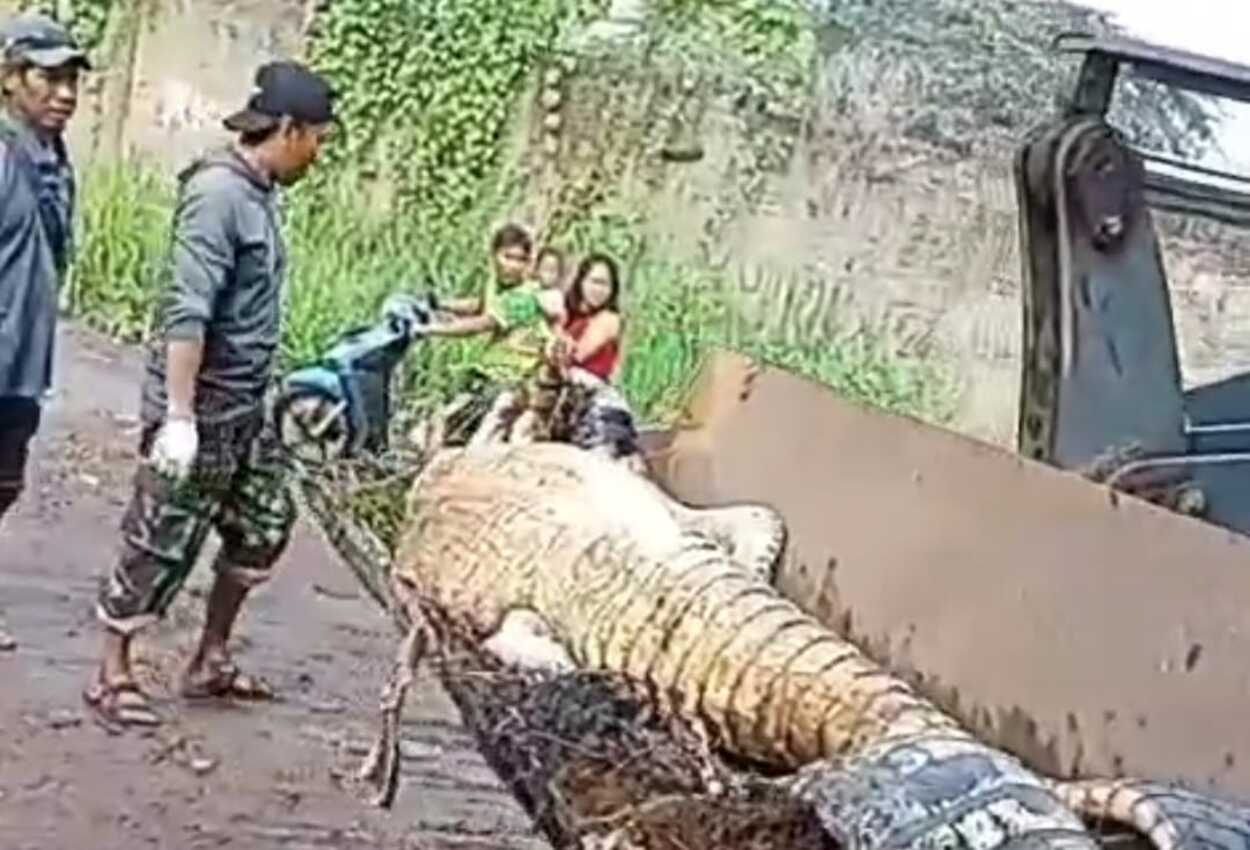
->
<box><xmin>0</xmin><ymin>324</ymin><xmax>550</xmax><ymax>850</ymax></box>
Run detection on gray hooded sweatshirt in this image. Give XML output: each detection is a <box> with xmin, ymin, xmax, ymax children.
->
<box><xmin>0</xmin><ymin>115</ymin><xmax>75</xmax><ymax>401</ymax></box>
<box><xmin>140</xmin><ymin>146</ymin><xmax>287</xmax><ymax>428</ymax></box>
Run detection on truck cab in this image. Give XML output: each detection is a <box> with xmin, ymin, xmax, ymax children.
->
<box><xmin>1015</xmin><ymin>32</ymin><xmax>1250</xmax><ymax>534</ymax></box>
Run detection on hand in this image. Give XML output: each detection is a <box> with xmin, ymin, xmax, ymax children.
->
<box><xmin>150</xmin><ymin>417</ymin><xmax>198</xmax><ymax>480</ymax></box>
<box><xmin>545</xmin><ymin>335</ymin><xmax>570</xmax><ymax>366</ymax></box>
<box><xmin>380</xmin><ymin>294</ymin><xmax>421</xmax><ymax>329</ymax></box>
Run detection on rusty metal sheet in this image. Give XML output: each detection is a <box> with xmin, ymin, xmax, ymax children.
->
<box><xmin>641</xmin><ymin>349</ymin><xmax>1250</xmax><ymax>797</ymax></box>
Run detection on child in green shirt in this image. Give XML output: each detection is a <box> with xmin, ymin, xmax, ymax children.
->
<box><xmin>426</xmin><ymin>223</ymin><xmax>565</xmax><ymax>445</ymax></box>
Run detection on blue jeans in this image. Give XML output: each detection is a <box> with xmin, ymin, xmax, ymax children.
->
<box><xmin>0</xmin><ymin>396</ymin><xmax>41</xmax><ymax>522</ymax></box>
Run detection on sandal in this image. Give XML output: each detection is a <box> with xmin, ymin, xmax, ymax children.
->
<box><xmin>179</xmin><ymin>656</ymin><xmax>277</xmax><ymax>702</ymax></box>
<box><xmin>82</xmin><ymin>677</ymin><xmax>163</xmax><ymax>733</ymax></box>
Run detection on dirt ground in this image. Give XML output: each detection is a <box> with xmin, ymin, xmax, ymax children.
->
<box><xmin>0</xmin><ymin>324</ymin><xmax>551</xmax><ymax>850</ymax></box>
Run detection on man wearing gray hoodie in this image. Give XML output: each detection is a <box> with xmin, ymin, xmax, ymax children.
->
<box><xmin>0</xmin><ymin>12</ymin><xmax>89</xmax><ymax>650</ymax></box>
<box><xmin>85</xmin><ymin>61</ymin><xmax>336</xmax><ymax>729</ymax></box>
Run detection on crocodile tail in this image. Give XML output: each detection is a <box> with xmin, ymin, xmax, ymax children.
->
<box><xmin>573</xmin><ymin>536</ymin><xmax>969</xmax><ymax>768</ymax></box>
<box><xmin>794</xmin><ymin>736</ymin><xmax>1098</xmax><ymax>850</ymax></box>
<box><xmin>1051</xmin><ymin>777</ymin><xmax>1250</xmax><ymax>850</ymax></box>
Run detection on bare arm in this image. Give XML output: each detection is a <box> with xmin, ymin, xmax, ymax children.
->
<box><xmin>426</xmin><ymin>313</ymin><xmax>499</xmax><ymax>338</ymax></box>
<box><xmin>439</xmin><ymin>295</ymin><xmax>482</xmax><ymax>316</ymax></box>
<box><xmin>165</xmin><ymin>340</ymin><xmax>203</xmax><ymax>420</ymax></box>
<box><xmin>568</xmin><ymin>312</ymin><xmax>621</xmax><ymax>364</ymax></box>
<box><xmin>537</xmin><ymin>288</ymin><xmax>567</xmax><ymax>327</ymax></box>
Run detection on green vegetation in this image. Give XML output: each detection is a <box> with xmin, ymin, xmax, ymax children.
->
<box><xmin>303</xmin><ymin>0</ymin><xmax>605</xmax><ymax>223</ymax></box>
<box><xmin>70</xmin><ymin>159</ymin><xmax>956</xmax><ymax>427</ymax></box>
<box><xmin>15</xmin><ymin>0</ymin><xmax>116</xmax><ymax>54</ymax></box>
<box><xmin>61</xmin><ymin>0</ymin><xmax>957</xmax><ymax>432</ymax></box>
<box><xmin>67</xmin><ymin>153</ymin><xmax>955</xmax><ymax>554</ymax></box>
<box><xmin>55</xmin><ymin>0</ymin><xmax>966</xmax><ymax>552</ymax></box>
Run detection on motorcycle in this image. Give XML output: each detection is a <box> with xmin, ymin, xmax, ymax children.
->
<box><xmin>272</xmin><ymin>292</ymin><xmax>438</xmax><ymax>466</ymax></box>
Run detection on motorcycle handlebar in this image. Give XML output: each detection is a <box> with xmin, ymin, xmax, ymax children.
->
<box><xmin>379</xmin><ymin>291</ymin><xmax>440</xmax><ymax>337</ymax></box>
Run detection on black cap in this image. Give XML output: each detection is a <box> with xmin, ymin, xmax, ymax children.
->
<box><xmin>0</xmin><ymin>11</ymin><xmax>90</xmax><ymax>70</ymax></box>
<box><xmin>222</xmin><ymin>60</ymin><xmax>337</xmax><ymax>133</ymax></box>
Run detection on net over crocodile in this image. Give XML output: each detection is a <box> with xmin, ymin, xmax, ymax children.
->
<box><xmin>344</xmin><ymin>439</ymin><xmax>1250</xmax><ymax>850</ymax></box>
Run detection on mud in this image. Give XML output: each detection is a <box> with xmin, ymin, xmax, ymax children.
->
<box><xmin>0</xmin><ymin>324</ymin><xmax>550</xmax><ymax>850</ymax></box>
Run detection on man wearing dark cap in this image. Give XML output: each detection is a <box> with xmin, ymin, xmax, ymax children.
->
<box><xmin>85</xmin><ymin>61</ymin><xmax>336</xmax><ymax>729</ymax></box>
<box><xmin>0</xmin><ymin>12</ymin><xmax>89</xmax><ymax>651</ymax></box>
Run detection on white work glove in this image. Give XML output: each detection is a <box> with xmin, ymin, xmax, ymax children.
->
<box><xmin>149</xmin><ymin>417</ymin><xmax>199</xmax><ymax>480</ymax></box>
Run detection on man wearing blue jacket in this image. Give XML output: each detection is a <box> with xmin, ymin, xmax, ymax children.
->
<box><xmin>0</xmin><ymin>12</ymin><xmax>89</xmax><ymax>651</ymax></box>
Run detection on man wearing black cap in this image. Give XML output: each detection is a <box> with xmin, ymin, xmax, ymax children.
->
<box><xmin>0</xmin><ymin>12</ymin><xmax>89</xmax><ymax>651</ymax></box>
<box><xmin>85</xmin><ymin>61</ymin><xmax>336</xmax><ymax>729</ymax></box>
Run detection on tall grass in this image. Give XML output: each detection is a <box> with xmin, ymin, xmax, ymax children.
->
<box><xmin>66</xmin><ymin>162</ymin><xmax>175</xmax><ymax>341</ymax></box>
<box><xmin>70</xmin><ymin>158</ymin><xmax>957</xmax><ymax>427</ymax></box>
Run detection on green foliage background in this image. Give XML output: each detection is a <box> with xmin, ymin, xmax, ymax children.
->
<box><xmin>57</xmin><ymin>0</ymin><xmax>1226</xmax><ymax>436</ymax></box>
<box><xmin>11</xmin><ymin>0</ymin><xmax>1230</xmax><ymax>552</ymax></box>
<box><xmin>61</xmin><ymin>0</ymin><xmax>1227</xmax><ymax>544</ymax></box>
<box><xmin>302</xmin><ymin>0</ymin><xmax>603</xmax><ymax>225</ymax></box>
<box><xmin>60</xmin><ymin>0</ymin><xmax>954</xmax><ymax>435</ymax></box>
<box><xmin>14</xmin><ymin>0</ymin><xmax>115</xmax><ymax>55</ymax></box>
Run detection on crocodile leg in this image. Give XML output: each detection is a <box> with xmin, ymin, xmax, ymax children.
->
<box><xmin>1051</xmin><ymin>778</ymin><xmax>1250</xmax><ymax>850</ymax></box>
<box><xmin>353</xmin><ymin>616</ymin><xmax>430</xmax><ymax>809</ymax></box>
<box><xmin>468</xmin><ymin>390</ymin><xmax>521</xmax><ymax>448</ymax></box>
<box><xmin>637</xmin><ymin>474</ymin><xmax>787</xmax><ymax>582</ymax></box>
<box><xmin>509</xmin><ymin>409</ymin><xmax>539</xmax><ymax>445</ymax></box>
<box><xmin>481</xmin><ymin>608</ymin><xmax>577</xmax><ymax>674</ymax></box>
<box><xmin>668</xmin><ymin>502</ymin><xmax>788</xmax><ymax>582</ymax></box>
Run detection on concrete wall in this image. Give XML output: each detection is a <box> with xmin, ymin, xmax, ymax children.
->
<box><xmin>522</xmin><ymin>46</ymin><xmax>1250</xmax><ymax>445</ymax></box>
<box><xmin>119</xmin><ymin>0</ymin><xmax>308</xmax><ymax>167</ymax></box>
<box><xmin>12</xmin><ymin>0</ymin><xmax>312</xmax><ymax>172</ymax></box>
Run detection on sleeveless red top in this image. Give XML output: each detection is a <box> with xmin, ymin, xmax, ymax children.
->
<box><xmin>565</xmin><ymin>313</ymin><xmax>620</xmax><ymax>381</ymax></box>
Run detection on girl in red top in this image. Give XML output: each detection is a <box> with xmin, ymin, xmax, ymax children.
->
<box><xmin>549</xmin><ymin>252</ymin><xmax>643</xmax><ymax>467</ymax></box>
<box><xmin>559</xmin><ymin>252</ymin><xmax>622</xmax><ymax>382</ymax></box>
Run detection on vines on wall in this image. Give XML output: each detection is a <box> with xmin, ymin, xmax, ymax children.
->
<box><xmin>296</xmin><ymin>0</ymin><xmax>817</xmax><ymax>243</ymax></box>
<box><xmin>301</xmin><ymin>0</ymin><xmax>606</xmax><ymax>228</ymax></box>
<box><xmin>517</xmin><ymin>0</ymin><xmax>818</xmax><ymax>262</ymax></box>
<box><xmin>659</xmin><ymin>1</ymin><xmax>817</xmax><ymax>240</ymax></box>
<box><xmin>17</xmin><ymin>0</ymin><xmax>116</xmax><ymax>53</ymax></box>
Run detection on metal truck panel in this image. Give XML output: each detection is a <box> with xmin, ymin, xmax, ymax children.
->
<box><xmin>641</xmin><ymin>349</ymin><xmax>1250</xmax><ymax>797</ymax></box>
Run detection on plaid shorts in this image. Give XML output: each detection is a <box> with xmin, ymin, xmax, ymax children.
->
<box><xmin>97</xmin><ymin>412</ymin><xmax>297</xmax><ymax>633</ymax></box>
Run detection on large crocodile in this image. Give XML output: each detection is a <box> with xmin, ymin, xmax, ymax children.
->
<box><xmin>349</xmin><ymin>439</ymin><xmax>1250</xmax><ymax>849</ymax></box>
